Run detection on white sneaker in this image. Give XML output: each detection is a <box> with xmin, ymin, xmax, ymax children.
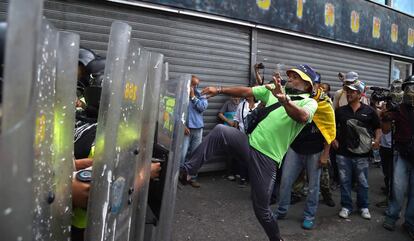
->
<box><xmin>339</xmin><ymin>207</ymin><xmax>350</xmax><ymax>219</ymax></box>
<box><xmin>360</xmin><ymin>208</ymin><xmax>371</xmax><ymax>220</ymax></box>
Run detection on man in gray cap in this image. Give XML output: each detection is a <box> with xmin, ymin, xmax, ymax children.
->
<box><xmin>333</xmin><ymin>78</ymin><xmax>381</xmax><ymax>220</ymax></box>
<box><xmin>333</xmin><ymin>71</ymin><xmax>369</xmax><ymax>109</ymax></box>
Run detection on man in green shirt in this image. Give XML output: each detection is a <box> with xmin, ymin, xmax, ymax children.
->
<box><xmin>180</xmin><ymin>64</ymin><xmax>318</xmax><ymax>241</ymax></box>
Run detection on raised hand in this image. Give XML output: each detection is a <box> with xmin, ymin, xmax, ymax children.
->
<box><xmin>201</xmin><ymin>86</ymin><xmax>219</xmax><ymax>98</ymax></box>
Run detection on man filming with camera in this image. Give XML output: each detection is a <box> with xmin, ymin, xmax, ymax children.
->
<box><xmin>179</xmin><ymin>64</ymin><xmax>319</xmax><ymax>241</ymax></box>
<box><xmin>383</xmin><ymin>75</ymin><xmax>414</xmax><ymax>240</ymax></box>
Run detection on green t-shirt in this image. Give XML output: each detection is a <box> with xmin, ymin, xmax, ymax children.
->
<box><xmin>249</xmin><ymin>85</ymin><xmax>318</xmax><ymax>166</ymax></box>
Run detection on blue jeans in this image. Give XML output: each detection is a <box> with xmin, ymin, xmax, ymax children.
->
<box><xmin>336</xmin><ymin>155</ymin><xmax>369</xmax><ymax>211</ymax></box>
<box><xmin>276</xmin><ymin>148</ymin><xmax>322</xmax><ymax>221</ymax></box>
<box><xmin>181</xmin><ymin>128</ymin><xmax>203</xmax><ymax>178</ymax></box>
<box><xmin>386</xmin><ymin>152</ymin><xmax>414</xmax><ymax>229</ymax></box>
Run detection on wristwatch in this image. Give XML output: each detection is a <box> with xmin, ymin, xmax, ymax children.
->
<box><xmin>76</xmin><ymin>169</ymin><xmax>92</xmax><ymax>183</ymax></box>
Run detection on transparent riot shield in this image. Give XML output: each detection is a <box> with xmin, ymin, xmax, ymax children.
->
<box><xmin>31</xmin><ymin>19</ymin><xmax>59</xmax><ymax>241</ymax></box>
<box><xmin>84</xmin><ymin>21</ymin><xmax>131</xmax><ymax>241</ymax></box>
<box><xmin>51</xmin><ymin>31</ymin><xmax>80</xmax><ymax>241</ymax></box>
<box><xmin>104</xmin><ymin>43</ymin><xmax>150</xmax><ymax>241</ymax></box>
<box><xmin>131</xmin><ymin>52</ymin><xmax>164</xmax><ymax>241</ymax></box>
<box><xmin>1</xmin><ymin>0</ymin><xmax>43</xmax><ymax>130</ymax></box>
<box><xmin>0</xmin><ymin>1</ymin><xmax>43</xmax><ymax>240</ymax></box>
<box><xmin>145</xmin><ymin>69</ymin><xmax>191</xmax><ymax>241</ymax></box>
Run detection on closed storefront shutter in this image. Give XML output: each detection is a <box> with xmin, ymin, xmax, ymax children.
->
<box><xmin>0</xmin><ymin>0</ymin><xmax>251</xmax><ymax>136</ymax></box>
<box><xmin>256</xmin><ymin>30</ymin><xmax>391</xmax><ymax>91</ymax></box>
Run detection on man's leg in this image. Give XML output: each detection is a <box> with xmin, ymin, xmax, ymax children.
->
<box><xmin>276</xmin><ymin>148</ymin><xmax>304</xmax><ymax>218</ymax></box>
<box><xmin>320</xmin><ymin>165</ymin><xmax>335</xmax><ymax>207</ymax></box>
<box><xmin>186</xmin><ymin>128</ymin><xmax>203</xmax><ymax>185</ymax></box>
<box><xmin>404</xmin><ymin>162</ymin><xmax>414</xmax><ymax>231</ymax></box>
<box><xmin>380</xmin><ymin>147</ymin><xmax>393</xmax><ymax>194</ymax></box>
<box><xmin>180</xmin><ymin>134</ymin><xmax>190</xmax><ymax>167</ymax></box>
<box><xmin>303</xmin><ymin>151</ymin><xmax>322</xmax><ymax>221</ymax></box>
<box><xmin>336</xmin><ymin>155</ymin><xmax>354</xmax><ymax>212</ymax></box>
<box><xmin>249</xmin><ymin>148</ymin><xmax>281</xmax><ymax>241</ymax></box>
<box><xmin>386</xmin><ymin>153</ymin><xmax>409</xmax><ymax>225</ymax></box>
<box><xmin>182</xmin><ymin>124</ymin><xmax>249</xmax><ymax>177</ymax></box>
<box><xmin>355</xmin><ymin>157</ymin><xmax>370</xmax><ymax>210</ymax></box>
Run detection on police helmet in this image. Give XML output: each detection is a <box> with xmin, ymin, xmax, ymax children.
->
<box><xmin>78</xmin><ymin>47</ymin><xmax>96</xmax><ymax>67</ymax></box>
<box><xmin>402</xmin><ymin>75</ymin><xmax>414</xmax><ymax>90</ymax></box>
<box><xmin>83</xmin><ymin>58</ymin><xmax>105</xmax><ymax>111</ymax></box>
<box><xmin>402</xmin><ymin>75</ymin><xmax>414</xmax><ymax>107</ymax></box>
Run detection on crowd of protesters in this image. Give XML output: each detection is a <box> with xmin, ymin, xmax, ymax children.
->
<box><xmin>179</xmin><ymin>62</ymin><xmax>414</xmax><ymax>241</ymax></box>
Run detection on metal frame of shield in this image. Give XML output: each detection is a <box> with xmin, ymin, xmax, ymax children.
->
<box><xmin>84</xmin><ymin>21</ymin><xmax>131</xmax><ymax>241</ymax></box>
<box><xmin>131</xmin><ymin>52</ymin><xmax>164</xmax><ymax>241</ymax></box>
<box><xmin>145</xmin><ymin>69</ymin><xmax>191</xmax><ymax>241</ymax></box>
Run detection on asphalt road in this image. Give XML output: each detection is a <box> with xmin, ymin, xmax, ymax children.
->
<box><xmin>172</xmin><ymin>165</ymin><xmax>411</xmax><ymax>241</ymax></box>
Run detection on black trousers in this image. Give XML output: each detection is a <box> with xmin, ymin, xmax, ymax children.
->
<box><xmin>183</xmin><ymin>124</ymin><xmax>281</xmax><ymax>241</ymax></box>
<box><xmin>380</xmin><ymin>146</ymin><xmax>393</xmax><ymax>195</ymax></box>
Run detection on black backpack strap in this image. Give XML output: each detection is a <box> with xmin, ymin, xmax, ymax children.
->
<box><xmin>241</xmin><ymin>100</ymin><xmax>246</xmax><ymax>122</ymax></box>
<box><xmin>260</xmin><ymin>96</ymin><xmax>304</xmax><ymax>120</ymax></box>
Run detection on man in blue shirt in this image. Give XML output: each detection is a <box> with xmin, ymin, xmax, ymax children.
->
<box><xmin>181</xmin><ymin>75</ymin><xmax>208</xmax><ymax>188</ymax></box>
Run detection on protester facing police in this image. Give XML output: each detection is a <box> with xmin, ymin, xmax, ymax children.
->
<box><xmin>179</xmin><ymin>64</ymin><xmax>319</xmax><ymax>241</ymax></box>
<box><xmin>275</xmin><ymin>72</ymin><xmax>336</xmax><ymax>230</ymax></box>
<box><xmin>383</xmin><ymin>75</ymin><xmax>414</xmax><ymax>240</ymax></box>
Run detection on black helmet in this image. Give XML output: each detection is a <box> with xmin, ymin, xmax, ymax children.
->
<box><xmin>78</xmin><ymin>47</ymin><xmax>96</xmax><ymax>67</ymax></box>
<box><xmin>83</xmin><ymin>58</ymin><xmax>105</xmax><ymax>115</ymax></box>
<box><xmin>402</xmin><ymin>75</ymin><xmax>414</xmax><ymax>90</ymax></box>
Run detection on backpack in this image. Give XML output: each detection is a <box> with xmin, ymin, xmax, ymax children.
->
<box><xmin>345</xmin><ymin>118</ymin><xmax>373</xmax><ymax>155</ymax></box>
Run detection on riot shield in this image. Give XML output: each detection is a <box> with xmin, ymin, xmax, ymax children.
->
<box><xmin>31</xmin><ymin>19</ymin><xmax>59</xmax><ymax>241</ymax></box>
<box><xmin>145</xmin><ymin>69</ymin><xmax>191</xmax><ymax>241</ymax></box>
<box><xmin>51</xmin><ymin>31</ymin><xmax>80</xmax><ymax>241</ymax></box>
<box><xmin>131</xmin><ymin>52</ymin><xmax>164</xmax><ymax>241</ymax></box>
<box><xmin>84</xmin><ymin>21</ymin><xmax>131</xmax><ymax>241</ymax></box>
<box><xmin>86</xmin><ymin>41</ymin><xmax>150</xmax><ymax>240</ymax></box>
<box><xmin>1</xmin><ymin>0</ymin><xmax>43</xmax><ymax>131</ymax></box>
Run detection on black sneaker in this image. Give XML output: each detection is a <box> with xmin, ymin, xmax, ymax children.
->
<box><xmin>324</xmin><ymin>196</ymin><xmax>336</xmax><ymax>207</ymax></box>
<box><xmin>238</xmin><ymin>178</ymin><xmax>248</xmax><ymax>188</ymax></box>
<box><xmin>383</xmin><ymin>216</ymin><xmax>396</xmax><ymax>231</ymax></box>
<box><xmin>178</xmin><ymin>170</ymin><xmax>190</xmax><ymax>185</ymax></box>
<box><xmin>275</xmin><ymin>212</ymin><xmax>287</xmax><ymax>220</ymax></box>
<box><xmin>375</xmin><ymin>199</ymin><xmax>388</xmax><ymax>208</ymax></box>
<box><xmin>290</xmin><ymin>194</ymin><xmax>302</xmax><ymax>205</ymax></box>
<box><xmin>403</xmin><ymin>223</ymin><xmax>414</xmax><ymax>240</ymax></box>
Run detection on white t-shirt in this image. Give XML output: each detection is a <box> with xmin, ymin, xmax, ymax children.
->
<box><xmin>233</xmin><ymin>99</ymin><xmax>259</xmax><ymax>133</ymax></box>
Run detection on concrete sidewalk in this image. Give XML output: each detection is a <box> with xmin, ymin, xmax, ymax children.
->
<box><xmin>172</xmin><ymin>165</ymin><xmax>411</xmax><ymax>241</ymax></box>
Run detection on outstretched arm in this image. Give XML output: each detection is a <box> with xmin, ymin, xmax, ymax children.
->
<box><xmin>201</xmin><ymin>86</ymin><xmax>253</xmax><ymax>99</ymax></box>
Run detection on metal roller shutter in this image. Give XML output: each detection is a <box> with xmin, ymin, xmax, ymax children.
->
<box><xmin>256</xmin><ymin>30</ymin><xmax>391</xmax><ymax>91</ymax></box>
<box><xmin>0</xmin><ymin>0</ymin><xmax>251</xmax><ymax>136</ymax></box>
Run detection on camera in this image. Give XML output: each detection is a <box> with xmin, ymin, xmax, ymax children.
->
<box><xmin>257</xmin><ymin>63</ymin><xmax>265</xmax><ymax>69</ymax></box>
<box><xmin>370</xmin><ymin>86</ymin><xmax>391</xmax><ymax>102</ymax></box>
<box><xmin>370</xmin><ymin>86</ymin><xmax>399</xmax><ymax>111</ymax></box>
